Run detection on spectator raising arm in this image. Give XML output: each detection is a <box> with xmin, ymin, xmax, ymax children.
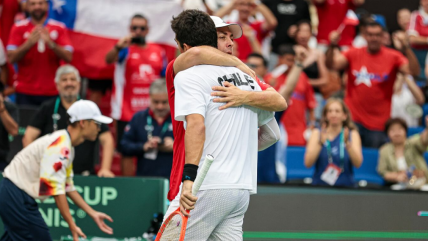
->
<box><xmin>404</xmin><ymin>75</ymin><xmax>425</xmax><ymax>105</ymax></box>
<box><xmin>105</xmin><ymin>35</ymin><xmax>132</xmax><ymax>64</ymax></box>
<box><xmin>326</xmin><ymin>31</ymin><xmax>348</xmax><ymax>70</ymax></box>
<box><xmin>278</xmin><ymin>46</ymin><xmax>307</xmax><ymax>101</ymax></box>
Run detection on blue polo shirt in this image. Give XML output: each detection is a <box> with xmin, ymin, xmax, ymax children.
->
<box><xmin>120</xmin><ymin>108</ymin><xmax>173</xmax><ymax>178</ymax></box>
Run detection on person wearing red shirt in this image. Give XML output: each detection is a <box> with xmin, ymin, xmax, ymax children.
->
<box><xmin>408</xmin><ymin>0</ymin><xmax>428</xmax><ymax>50</ymax></box>
<box><xmin>105</xmin><ymin>14</ymin><xmax>164</xmax><ymax>153</ymax></box>
<box><xmin>313</xmin><ymin>0</ymin><xmax>365</xmax><ymax>51</ymax></box>
<box><xmin>6</xmin><ymin>0</ymin><xmax>73</xmax><ymax>106</ymax></box>
<box><xmin>326</xmin><ymin>22</ymin><xmax>410</xmax><ymax>148</ymax></box>
<box><xmin>215</xmin><ymin>0</ymin><xmax>277</xmax><ymax>61</ymax></box>
<box><xmin>265</xmin><ymin>45</ymin><xmax>317</xmax><ymax>146</ymax></box>
<box><xmin>165</xmin><ymin>17</ymin><xmax>286</xmax><ymax>202</ymax></box>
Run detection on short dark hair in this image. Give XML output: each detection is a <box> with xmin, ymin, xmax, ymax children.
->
<box><xmin>132</xmin><ymin>14</ymin><xmax>147</xmax><ymax>22</ymax></box>
<box><xmin>171</xmin><ymin>10</ymin><xmax>217</xmax><ymax>50</ymax></box>
<box><xmin>385</xmin><ymin>118</ymin><xmax>408</xmax><ymax>135</ymax></box>
<box><xmin>277</xmin><ymin>45</ymin><xmax>295</xmax><ymax>56</ymax></box>
<box><xmin>365</xmin><ymin>21</ymin><xmax>383</xmax><ymax>30</ymax></box>
<box><xmin>247</xmin><ymin>53</ymin><xmax>268</xmax><ymax>67</ymax></box>
<box><xmin>296</xmin><ymin>20</ymin><xmax>311</xmax><ymax>31</ymax></box>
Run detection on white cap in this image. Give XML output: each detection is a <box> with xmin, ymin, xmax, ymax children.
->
<box><xmin>210</xmin><ymin>16</ymin><xmax>243</xmax><ymax>39</ymax></box>
<box><xmin>67</xmin><ymin>100</ymin><xmax>113</xmax><ymax>124</ymax></box>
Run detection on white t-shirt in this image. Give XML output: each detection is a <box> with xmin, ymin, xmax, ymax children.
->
<box><xmin>174</xmin><ymin>65</ymin><xmax>273</xmax><ymax>194</ymax></box>
<box><xmin>391</xmin><ymin>84</ymin><xmax>418</xmax><ymax>127</ymax></box>
<box><xmin>3</xmin><ymin>130</ymin><xmax>75</xmax><ymax>200</ymax></box>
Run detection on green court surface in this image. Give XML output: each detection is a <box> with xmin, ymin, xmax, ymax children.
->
<box><xmin>57</xmin><ymin>231</ymin><xmax>428</xmax><ymax>241</ymax></box>
<box><xmin>243</xmin><ymin>231</ymin><xmax>428</xmax><ymax>240</ymax></box>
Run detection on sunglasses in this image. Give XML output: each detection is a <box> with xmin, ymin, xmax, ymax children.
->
<box><xmin>85</xmin><ymin>119</ymin><xmax>102</xmax><ymax>128</ymax></box>
<box><xmin>131</xmin><ymin>26</ymin><xmax>147</xmax><ymax>31</ymax></box>
<box><xmin>247</xmin><ymin>63</ymin><xmax>261</xmax><ymax>68</ymax></box>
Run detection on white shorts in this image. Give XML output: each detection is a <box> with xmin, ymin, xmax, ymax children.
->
<box><xmin>163</xmin><ymin>189</ymin><xmax>250</xmax><ymax>241</ymax></box>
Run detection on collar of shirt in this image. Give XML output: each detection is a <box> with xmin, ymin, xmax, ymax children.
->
<box><xmin>148</xmin><ymin>109</ymin><xmax>170</xmax><ymax>126</ymax></box>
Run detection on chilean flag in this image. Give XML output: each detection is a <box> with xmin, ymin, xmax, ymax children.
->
<box><xmin>342</xmin><ymin>10</ymin><xmax>359</xmax><ymax>26</ymax></box>
<box><xmin>337</xmin><ymin>10</ymin><xmax>359</xmax><ymax>33</ymax></box>
<box><xmin>48</xmin><ymin>0</ymin><xmax>182</xmax><ymax>79</ymax></box>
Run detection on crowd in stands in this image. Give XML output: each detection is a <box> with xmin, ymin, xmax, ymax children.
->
<box><xmin>1</xmin><ymin>0</ymin><xmax>428</xmax><ymax>190</ymax></box>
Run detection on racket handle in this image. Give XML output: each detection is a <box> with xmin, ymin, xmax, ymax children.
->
<box><xmin>192</xmin><ymin>154</ymin><xmax>214</xmax><ymax>195</ymax></box>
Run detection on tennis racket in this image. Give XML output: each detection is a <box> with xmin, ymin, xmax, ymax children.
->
<box><xmin>155</xmin><ymin>154</ymin><xmax>215</xmax><ymax>241</ymax></box>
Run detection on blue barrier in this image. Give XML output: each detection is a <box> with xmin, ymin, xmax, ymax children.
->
<box><xmin>353</xmin><ymin>148</ymin><xmax>384</xmax><ymax>185</ymax></box>
<box><xmin>408</xmin><ymin>127</ymin><xmax>425</xmax><ymax>137</ymax></box>
<box><xmin>286</xmin><ymin>146</ymin><xmax>314</xmax><ymax>180</ymax></box>
<box><xmin>285</xmin><ymin>147</ymin><xmax>384</xmax><ymax>185</ymax></box>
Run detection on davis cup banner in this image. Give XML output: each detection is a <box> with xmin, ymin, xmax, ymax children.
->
<box><xmin>48</xmin><ymin>0</ymin><xmax>182</xmax><ymax>79</ymax></box>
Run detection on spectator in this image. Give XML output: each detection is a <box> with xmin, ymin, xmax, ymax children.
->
<box><xmin>408</xmin><ymin>0</ymin><xmax>428</xmax><ymax>78</ymax></box>
<box><xmin>326</xmin><ymin>22</ymin><xmax>410</xmax><ymax>148</ymax></box>
<box><xmin>0</xmin><ymin>82</ymin><xmax>18</xmax><ymax>171</ymax></box>
<box><xmin>216</xmin><ymin>0</ymin><xmax>277</xmax><ymax>61</ymax></box>
<box><xmin>6</xmin><ymin>0</ymin><xmax>73</xmax><ymax>106</ymax></box>
<box><xmin>312</xmin><ymin>0</ymin><xmax>365</xmax><ymax>51</ymax></box>
<box><xmin>397</xmin><ymin>8</ymin><xmax>411</xmax><ymax>33</ymax></box>
<box><xmin>262</xmin><ymin>0</ymin><xmax>311</xmax><ymax>70</ymax></box>
<box><xmin>105</xmin><ymin>14</ymin><xmax>165</xmax><ymax>151</ymax></box>
<box><xmin>305</xmin><ymin>98</ymin><xmax>362</xmax><ymax>187</ymax></box>
<box><xmin>352</xmin><ymin>13</ymin><xmax>375</xmax><ymax>48</ymax></box>
<box><xmin>391</xmin><ymin>75</ymin><xmax>425</xmax><ymax>127</ymax></box>
<box><xmin>265</xmin><ymin>45</ymin><xmax>316</xmax><ymax>146</ymax></box>
<box><xmin>378</xmin><ymin>117</ymin><xmax>428</xmax><ymax>184</ymax></box>
<box><xmin>246</xmin><ymin>52</ymin><xmax>268</xmax><ymax>80</ymax></box>
<box><xmin>22</xmin><ymin>65</ymin><xmax>115</xmax><ymax>177</ymax></box>
<box><xmin>120</xmin><ymin>79</ymin><xmax>173</xmax><ymax>178</ymax></box>
<box><xmin>295</xmin><ymin>20</ymin><xmax>329</xmax><ymax>120</ymax></box>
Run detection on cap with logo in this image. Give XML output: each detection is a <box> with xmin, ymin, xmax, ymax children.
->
<box><xmin>210</xmin><ymin>16</ymin><xmax>243</xmax><ymax>39</ymax></box>
<box><xmin>67</xmin><ymin>100</ymin><xmax>113</xmax><ymax>124</ymax></box>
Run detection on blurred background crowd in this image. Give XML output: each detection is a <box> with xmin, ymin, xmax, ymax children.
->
<box><xmin>1</xmin><ymin>0</ymin><xmax>428</xmax><ymax>190</ymax></box>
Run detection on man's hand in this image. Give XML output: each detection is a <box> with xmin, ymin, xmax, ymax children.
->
<box><xmin>242</xmin><ymin>24</ymin><xmax>256</xmax><ymax>40</ymax></box>
<box><xmin>159</xmin><ymin>136</ymin><xmax>173</xmax><ymax>150</ymax></box>
<box><xmin>97</xmin><ymin>168</ymin><xmax>115</xmax><ymax>178</ymax></box>
<box><xmin>294</xmin><ymin>45</ymin><xmax>308</xmax><ymax>63</ymax></box>
<box><xmin>329</xmin><ymin>30</ymin><xmax>341</xmax><ymax>45</ymax></box>
<box><xmin>39</xmin><ymin>27</ymin><xmax>52</xmax><ymax>44</ymax></box>
<box><xmin>211</xmin><ymin>81</ymin><xmax>248</xmax><ymax>110</ymax></box>
<box><xmin>413</xmin><ymin>170</ymin><xmax>425</xmax><ymax>179</ymax></box>
<box><xmin>71</xmin><ymin>226</ymin><xmax>86</xmax><ymax>241</ymax></box>
<box><xmin>91</xmin><ymin>211</ymin><xmax>114</xmax><ymax>235</ymax></box>
<box><xmin>179</xmin><ymin>180</ymin><xmax>197</xmax><ymax>217</ymax></box>
<box><xmin>392</xmin><ymin>31</ymin><xmax>409</xmax><ymax>51</ymax></box>
<box><xmin>143</xmin><ymin>136</ymin><xmax>161</xmax><ymax>152</ymax></box>
<box><xmin>0</xmin><ymin>94</ymin><xmax>4</xmax><ymax>111</ymax></box>
<box><xmin>287</xmin><ymin>25</ymin><xmax>297</xmax><ymax>39</ymax></box>
<box><xmin>26</xmin><ymin>28</ymin><xmax>41</xmax><ymax>46</ymax></box>
<box><xmin>116</xmin><ymin>35</ymin><xmax>132</xmax><ymax>49</ymax></box>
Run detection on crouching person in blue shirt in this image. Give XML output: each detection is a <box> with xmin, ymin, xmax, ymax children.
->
<box><xmin>120</xmin><ymin>79</ymin><xmax>173</xmax><ymax>178</ymax></box>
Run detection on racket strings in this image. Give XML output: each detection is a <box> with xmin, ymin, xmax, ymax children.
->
<box><xmin>159</xmin><ymin>214</ymin><xmax>184</xmax><ymax>241</ymax></box>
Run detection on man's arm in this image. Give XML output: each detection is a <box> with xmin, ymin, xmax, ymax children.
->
<box><xmin>40</xmin><ymin>28</ymin><xmax>72</xmax><ymax>63</ymax></box>
<box><xmin>212</xmin><ymin>81</ymin><xmax>287</xmax><ymax>111</ymax></box>
<box><xmin>105</xmin><ymin>36</ymin><xmax>131</xmax><ymax>64</ymax></box>
<box><xmin>0</xmin><ymin>100</ymin><xmax>18</xmax><ymax>136</ymax></box>
<box><xmin>173</xmin><ymin>46</ymin><xmax>256</xmax><ymax>78</ymax></box>
<box><xmin>326</xmin><ymin>31</ymin><xmax>348</xmax><ymax>70</ymax></box>
<box><xmin>258</xmin><ymin>118</ymin><xmax>280</xmax><ymax>151</ymax></box>
<box><xmin>22</xmin><ymin>126</ymin><xmax>41</xmax><ymax>147</ymax></box>
<box><xmin>67</xmin><ymin>191</ymin><xmax>114</xmax><ymax>235</ymax></box>
<box><xmin>97</xmin><ymin>131</ymin><xmax>115</xmax><ymax>178</ymax></box>
<box><xmin>215</xmin><ymin>0</ymin><xmax>235</xmax><ymax>18</ymax></box>
<box><xmin>392</xmin><ymin>31</ymin><xmax>420</xmax><ymax>77</ymax></box>
<box><xmin>54</xmin><ymin>194</ymin><xmax>87</xmax><ymax>240</ymax></box>
<box><xmin>7</xmin><ymin>28</ymin><xmax>39</xmax><ymax>63</ymax></box>
<box><xmin>180</xmin><ymin>114</ymin><xmax>205</xmax><ymax>216</ymax></box>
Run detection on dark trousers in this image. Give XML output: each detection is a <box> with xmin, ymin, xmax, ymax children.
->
<box><xmin>15</xmin><ymin>93</ymin><xmax>56</xmax><ymax>107</ymax></box>
<box><xmin>0</xmin><ymin>179</ymin><xmax>52</xmax><ymax>241</ymax></box>
<box><xmin>355</xmin><ymin>122</ymin><xmax>387</xmax><ymax>148</ymax></box>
